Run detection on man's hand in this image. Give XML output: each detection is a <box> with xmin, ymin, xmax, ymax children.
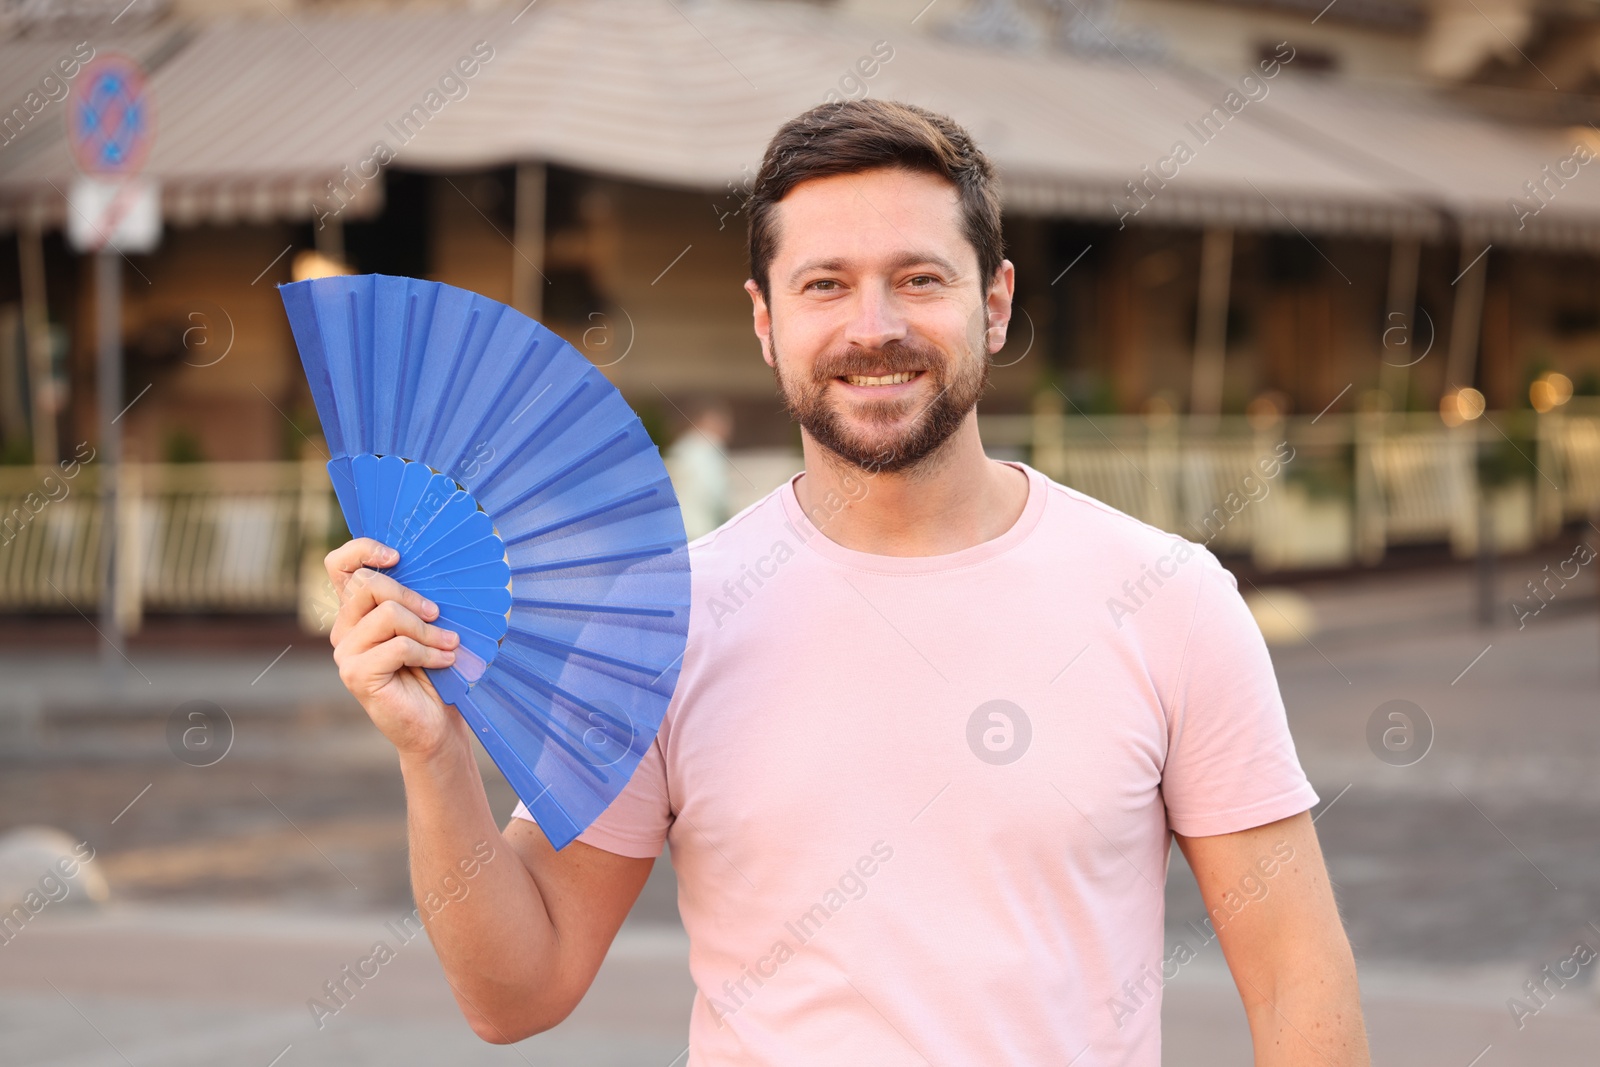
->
<box><xmin>325</xmin><ymin>537</ymin><xmax>465</xmax><ymax>759</ymax></box>
<box><xmin>1176</xmin><ymin>811</ymin><xmax>1370</xmax><ymax>1066</ymax></box>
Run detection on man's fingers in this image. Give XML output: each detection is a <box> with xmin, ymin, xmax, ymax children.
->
<box><xmin>330</xmin><ymin>565</ymin><xmax>441</xmax><ymax>647</ymax></box>
<box><xmin>324</xmin><ymin>538</ymin><xmax>399</xmax><ymax>595</ymax></box>
<box><xmin>339</xmin><ymin>597</ymin><xmax>460</xmax><ymax>658</ymax></box>
<box><xmin>339</xmin><ymin>635</ymin><xmax>458</xmax><ymax>695</ymax></box>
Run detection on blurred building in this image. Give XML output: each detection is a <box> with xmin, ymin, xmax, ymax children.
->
<box><xmin>2</xmin><ymin>0</ymin><xmax>1600</xmax><ymax>617</ymax></box>
<box><xmin>2</xmin><ymin>0</ymin><xmax>1599</xmax><ymax>453</ymax></box>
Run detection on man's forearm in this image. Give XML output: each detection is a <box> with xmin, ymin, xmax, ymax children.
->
<box><xmin>1244</xmin><ymin>956</ymin><xmax>1369</xmax><ymax>1066</ymax></box>
<box><xmin>398</xmin><ymin>730</ymin><xmax>565</xmax><ymax>1041</ymax></box>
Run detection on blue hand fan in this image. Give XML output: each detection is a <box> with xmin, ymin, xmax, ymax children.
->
<box><xmin>279</xmin><ymin>274</ymin><xmax>690</xmax><ymax>850</ymax></box>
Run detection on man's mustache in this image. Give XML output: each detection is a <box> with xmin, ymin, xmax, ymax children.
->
<box><xmin>811</xmin><ymin>343</ymin><xmax>945</xmax><ymax>380</ymax></box>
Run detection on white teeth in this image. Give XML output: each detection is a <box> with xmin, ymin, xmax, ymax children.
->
<box><xmin>844</xmin><ymin>372</ymin><xmax>916</xmax><ymax>386</ymax></box>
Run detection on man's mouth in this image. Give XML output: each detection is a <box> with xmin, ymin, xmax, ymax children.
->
<box><xmin>839</xmin><ymin>371</ymin><xmax>922</xmax><ymax>387</ymax></box>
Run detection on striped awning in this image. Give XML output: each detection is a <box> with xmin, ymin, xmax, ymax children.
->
<box><xmin>0</xmin><ymin>9</ymin><xmax>518</xmax><ymax>230</ymax></box>
<box><xmin>400</xmin><ymin>0</ymin><xmax>1447</xmax><ymax>240</ymax></box>
<box><xmin>1</xmin><ymin>0</ymin><xmax>1597</xmax><ymax>249</ymax></box>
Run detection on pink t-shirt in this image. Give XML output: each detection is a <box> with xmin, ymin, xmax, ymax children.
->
<box><xmin>512</xmin><ymin>462</ymin><xmax>1317</xmax><ymax>1065</ymax></box>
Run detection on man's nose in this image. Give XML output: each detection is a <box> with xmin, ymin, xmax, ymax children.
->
<box><xmin>843</xmin><ymin>284</ymin><xmax>909</xmax><ymax>352</ymax></box>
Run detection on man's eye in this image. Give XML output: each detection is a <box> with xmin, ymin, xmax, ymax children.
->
<box><xmin>806</xmin><ymin>279</ymin><xmax>840</xmax><ymax>292</ymax></box>
<box><xmin>907</xmin><ymin>274</ymin><xmax>937</xmax><ymax>288</ymax></box>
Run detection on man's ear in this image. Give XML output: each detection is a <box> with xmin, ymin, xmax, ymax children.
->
<box><xmin>745</xmin><ymin>278</ymin><xmax>776</xmax><ymax>368</ymax></box>
<box><xmin>983</xmin><ymin>259</ymin><xmax>1017</xmax><ymax>355</ymax></box>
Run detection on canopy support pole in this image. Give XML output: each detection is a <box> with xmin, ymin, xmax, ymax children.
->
<box><xmin>1189</xmin><ymin>226</ymin><xmax>1233</xmax><ymax>420</ymax></box>
<box><xmin>314</xmin><ymin>210</ymin><xmax>344</xmax><ymax>265</ymax></box>
<box><xmin>20</xmin><ymin>218</ymin><xmax>58</xmax><ymax>467</ymax></box>
<box><xmin>513</xmin><ymin>161</ymin><xmax>546</xmax><ymax>320</ymax></box>
<box><xmin>1379</xmin><ymin>236</ymin><xmax>1421</xmax><ymax>410</ymax></box>
<box><xmin>1445</xmin><ymin>238</ymin><xmax>1489</xmax><ymax>393</ymax></box>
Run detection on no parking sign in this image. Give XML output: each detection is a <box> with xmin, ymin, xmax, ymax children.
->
<box><xmin>65</xmin><ymin>53</ymin><xmax>160</xmax><ymax>253</ymax></box>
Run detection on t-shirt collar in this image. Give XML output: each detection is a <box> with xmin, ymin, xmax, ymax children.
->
<box><xmin>777</xmin><ymin>461</ymin><xmax>1048</xmax><ymax>575</ymax></box>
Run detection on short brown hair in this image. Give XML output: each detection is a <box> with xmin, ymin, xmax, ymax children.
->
<box><xmin>746</xmin><ymin>99</ymin><xmax>1004</xmax><ymax>303</ymax></box>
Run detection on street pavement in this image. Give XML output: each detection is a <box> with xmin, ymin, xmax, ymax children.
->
<box><xmin>1</xmin><ymin>551</ymin><xmax>1597</xmax><ymax>1065</ymax></box>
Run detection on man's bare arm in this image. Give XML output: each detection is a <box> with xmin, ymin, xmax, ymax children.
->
<box><xmin>397</xmin><ymin>738</ymin><xmax>653</xmax><ymax>1041</ymax></box>
<box><xmin>326</xmin><ymin>537</ymin><xmax>653</xmax><ymax>1042</ymax></box>
<box><xmin>1175</xmin><ymin>811</ymin><xmax>1369</xmax><ymax>1066</ymax></box>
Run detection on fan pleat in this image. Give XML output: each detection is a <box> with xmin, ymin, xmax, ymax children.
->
<box><xmin>472</xmin><ymin>378</ymin><xmax>592</xmax><ymax>489</ymax></box>
<box><xmin>510</xmin><ymin>543</ymin><xmax>678</xmax><ymax>575</ymax></box>
<box><xmin>503</xmin><ymin>485</ymin><xmax>660</xmax><ymax>547</ymax></box>
<box><xmin>441</xmin><ymin>327</ymin><xmax>547</xmax><ymax>477</ymax></box>
<box><xmin>514</xmin><ymin>598</ymin><xmax>677</xmax><ymax>618</ymax></box>
<box><xmin>393</xmin><ymin>505</ymin><xmax>492</xmax><ymax>573</ymax></box>
<box><xmin>385</xmin><ymin>461</ymin><xmax>436</xmax><ymax>543</ymax></box>
<box><xmin>504</xmin><ymin>630</ymin><xmax>665</xmax><ymax>682</ymax></box>
<box><xmin>280</xmin><ymin>286</ymin><xmax>347</xmax><ymax>458</ymax></box>
<box><xmin>474</xmin><ymin>671</ymin><xmax>623</xmax><ymax>785</ymax></box>
<box><xmin>410</xmin><ymin>559</ymin><xmax>513</xmax><ymax>587</ymax></box>
<box><xmin>372</xmin><ymin>455</ymin><xmax>406</xmax><ymax>540</ymax></box>
<box><xmin>325</xmin><ymin>457</ymin><xmax>360</xmax><ymax>534</ymax></box>
<box><xmin>455</xmin><ymin>687</ymin><xmax>577</xmax><ymax>840</ymax></box>
<box><xmin>408</xmin><ymin>529</ymin><xmax>505</xmax><ymax>578</ymax></box>
<box><xmin>418</xmin><ymin>307</ymin><xmax>483</xmax><ymax>461</ymax></box>
<box><xmin>344</xmin><ymin>291</ymin><xmax>369</xmax><ymax>453</ymax></box>
<box><xmin>388</xmin><ymin>488</ymin><xmax>469</xmax><ymax>558</ymax></box>
<box><xmin>351</xmin><ymin>454</ymin><xmax>383</xmax><ymax>539</ymax></box>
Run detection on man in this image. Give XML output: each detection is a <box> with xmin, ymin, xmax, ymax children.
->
<box><xmin>325</xmin><ymin>99</ymin><xmax>1369</xmax><ymax>1064</ymax></box>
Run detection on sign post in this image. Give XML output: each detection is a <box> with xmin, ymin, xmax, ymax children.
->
<box><xmin>66</xmin><ymin>54</ymin><xmax>158</xmax><ymax>669</ymax></box>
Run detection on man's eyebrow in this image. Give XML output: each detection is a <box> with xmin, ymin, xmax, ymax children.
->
<box><xmin>789</xmin><ymin>257</ymin><xmax>846</xmax><ymax>285</ymax></box>
<box><xmin>787</xmin><ymin>251</ymin><xmax>962</xmax><ymax>286</ymax></box>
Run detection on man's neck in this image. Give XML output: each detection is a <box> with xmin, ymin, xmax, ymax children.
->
<box><xmin>793</xmin><ymin>414</ymin><xmax>1030</xmax><ymax>557</ymax></box>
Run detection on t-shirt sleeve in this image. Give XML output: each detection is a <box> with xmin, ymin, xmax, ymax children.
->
<box><xmin>1160</xmin><ymin>550</ymin><xmax>1319</xmax><ymax>837</ymax></box>
<box><xmin>509</xmin><ymin>736</ymin><xmax>673</xmax><ymax>859</ymax></box>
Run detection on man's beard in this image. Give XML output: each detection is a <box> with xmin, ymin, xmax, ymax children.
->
<box><xmin>771</xmin><ymin>330</ymin><xmax>989</xmax><ymax>475</ymax></box>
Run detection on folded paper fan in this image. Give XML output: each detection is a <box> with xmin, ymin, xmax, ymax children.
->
<box><xmin>280</xmin><ymin>274</ymin><xmax>690</xmax><ymax>849</ymax></box>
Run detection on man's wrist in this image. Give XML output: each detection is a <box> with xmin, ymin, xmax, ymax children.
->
<box><xmin>396</xmin><ymin>718</ymin><xmax>476</xmax><ymax>782</ymax></box>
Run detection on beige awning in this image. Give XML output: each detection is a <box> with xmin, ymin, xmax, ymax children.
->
<box><xmin>1</xmin><ymin>0</ymin><xmax>1597</xmax><ymax>250</ymax></box>
<box><xmin>0</xmin><ymin>8</ymin><xmax>521</xmax><ymax>230</ymax></box>
<box><xmin>1213</xmin><ymin>68</ymin><xmax>1600</xmax><ymax>249</ymax></box>
<box><xmin>402</xmin><ymin>0</ymin><xmax>1446</xmax><ymax>240</ymax></box>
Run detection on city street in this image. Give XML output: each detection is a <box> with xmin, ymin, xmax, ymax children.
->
<box><xmin>2</xmin><ymin>554</ymin><xmax>1597</xmax><ymax>1065</ymax></box>
<box><xmin>4</xmin><ymin>0</ymin><xmax>1599</xmax><ymax>1062</ymax></box>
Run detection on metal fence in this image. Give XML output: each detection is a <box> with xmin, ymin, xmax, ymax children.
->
<box><xmin>982</xmin><ymin>400</ymin><xmax>1600</xmax><ymax>570</ymax></box>
<box><xmin>0</xmin><ymin>460</ymin><xmax>333</xmax><ymax>628</ymax></box>
<box><xmin>2</xmin><ymin>405</ymin><xmax>1598</xmax><ymax>624</ymax></box>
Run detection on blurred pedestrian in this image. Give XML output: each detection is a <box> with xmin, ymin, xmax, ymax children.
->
<box><xmin>666</xmin><ymin>396</ymin><xmax>733</xmax><ymax>539</ymax></box>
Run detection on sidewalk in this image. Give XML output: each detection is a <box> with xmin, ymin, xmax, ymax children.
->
<box><xmin>2</xmin><ymin>558</ymin><xmax>1598</xmax><ymax>1063</ymax></box>
<box><xmin>4</xmin><ymin>904</ymin><xmax>1598</xmax><ymax>1066</ymax></box>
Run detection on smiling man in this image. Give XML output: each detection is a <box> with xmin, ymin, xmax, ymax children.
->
<box><xmin>324</xmin><ymin>99</ymin><xmax>1369</xmax><ymax>1064</ymax></box>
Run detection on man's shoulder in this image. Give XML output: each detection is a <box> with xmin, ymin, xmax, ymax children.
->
<box><xmin>685</xmin><ymin>482</ymin><xmax>793</xmax><ymax>572</ymax></box>
<box><xmin>1031</xmin><ymin>467</ymin><xmax>1214</xmax><ymax>569</ymax></box>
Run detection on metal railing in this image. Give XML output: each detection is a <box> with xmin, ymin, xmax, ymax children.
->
<box><xmin>2</xmin><ymin>403</ymin><xmax>1597</xmax><ymax>623</ymax></box>
<box><xmin>0</xmin><ymin>459</ymin><xmax>334</xmax><ymax>627</ymax></box>
<box><xmin>983</xmin><ymin>400</ymin><xmax>1600</xmax><ymax>570</ymax></box>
